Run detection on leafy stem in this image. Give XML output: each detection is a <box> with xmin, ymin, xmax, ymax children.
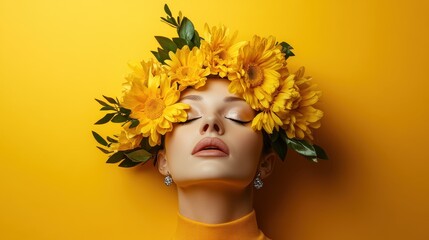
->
<box><xmin>153</xmin><ymin>4</ymin><xmax>202</xmax><ymax>64</ymax></box>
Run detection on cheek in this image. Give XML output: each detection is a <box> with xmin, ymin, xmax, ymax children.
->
<box><xmin>227</xmin><ymin>126</ymin><xmax>263</xmax><ymax>166</ymax></box>
<box><xmin>164</xmin><ymin>124</ymin><xmax>194</xmax><ymax>165</ymax></box>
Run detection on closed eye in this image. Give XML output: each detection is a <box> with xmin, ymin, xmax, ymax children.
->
<box><xmin>225</xmin><ymin>117</ymin><xmax>252</xmax><ymax>125</ymax></box>
<box><xmin>180</xmin><ymin>117</ymin><xmax>201</xmax><ymax>124</ymax></box>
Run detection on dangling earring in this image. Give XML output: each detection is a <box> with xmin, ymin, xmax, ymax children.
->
<box><xmin>164</xmin><ymin>172</ymin><xmax>173</xmax><ymax>186</ymax></box>
<box><xmin>253</xmin><ymin>172</ymin><xmax>263</xmax><ymax>189</ymax></box>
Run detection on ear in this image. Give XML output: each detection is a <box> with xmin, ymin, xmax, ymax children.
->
<box><xmin>258</xmin><ymin>151</ymin><xmax>278</xmax><ymax>179</ymax></box>
<box><xmin>157</xmin><ymin>150</ymin><xmax>170</xmax><ymax>176</ymax></box>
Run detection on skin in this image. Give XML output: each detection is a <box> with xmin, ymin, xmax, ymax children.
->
<box><xmin>158</xmin><ymin>77</ymin><xmax>277</xmax><ymax>224</ymax></box>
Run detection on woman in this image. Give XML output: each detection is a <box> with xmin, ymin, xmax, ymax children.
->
<box><xmin>92</xmin><ymin>4</ymin><xmax>327</xmax><ymax>240</ymax></box>
<box><xmin>157</xmin><ymin>77</ymin><xmax>276</xmax><ymax>239</ymax></box>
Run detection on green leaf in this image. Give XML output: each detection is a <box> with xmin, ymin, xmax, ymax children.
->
<box><xmin>164</xmin><ymin>4</ymin><xmax>172</xmax><ymax>17</ymax></box>
<box><xmin>125</xmin><ymin>149</ymin><xmax>152</xmax><ymax>163</ymax></box>
<box><xmin>192</xmin><ymin>30</ymin><xmax>201</xmax><ymax>47</ymax></box>
<box><xmin>270</xmin><ymin>130</ymin><xmax>279</xmax><ymax>142</ymax></box>
<box><xmin>103</xmin><ymin>95</ymin><xmax>117</xmax><ymax>104</ymax></box>
<box><xmin>129</xmin><ymin>119</ymin><xmax>140</xmax><ymax>128</ymax></box>
<box><xmin>97</xmin><ymin>146</ymin><xmax>112</xmax><ymax>154</ymax></box>
<box><xmin>155</xmin><ymin>36</ymin><xmax>177</xmax><ymax>53</ymax></box>
<box><xmin>286</xmin><ymin>138</ymin><xmax>317</xmax><ymax>157</ymax></box>
<box><xmin>111</xmin><ymin>114</ymin><xmax>127</xmax><ymax>123</ymax></box>
<box><xmin>119</xmin><ymin>107</ymin><xmax>131</xmax><ymax>115</ymax></box>
<box><xmin>157</xmin><ymin>48</ymin><xmax>171</xmax><ymax>63</ymax></box>
<box><xmin>305</xmin><ymin>156</ymin><xmax>319</xmax><ymax>163</ymax></box>
<box><xmin>172</xmin><ymin>37</ymin><xmax>187</xmax><ymax>49</ymax></box>
<box><xmin>106</xmin><ymin>151</ymin><xmax>125</xmax><ymax>163</ymax></box>
<box><xmin>92</xmin><ymin>131</ymin><xmax>108</xmax><ymax>146</ymax></box>
<box><xmin>95</xmin><ymin>98</ymin><xmax>109</xmax><ymax>107</ymax></box>
<box><xmin>269</xmin><ymin>130</ymin><xmax>287</xmax><ymax>160</ymax></box>
<box><xmin>314</xmin><ymin>144</ymin><xmax>328</xmax><ymax>160</ymax></box>
<box><xmin>100</xmin><ymin>105</ymin><xmax>115</xmax><ymax>111</ymax></box>
<box><xmin>169</xmin><ymin>16</ymin><xmax>178</xmax><ymax>27</ymax></box>
<box><xmin>176</xmin><ymin>15</ymin><xmax>181</xmax><ymax>26</ymax></box>
<box><xmin>178</xmin><ymin>17</ymin><xmax>195</xmax><ymax>42</ymax></box>
<box><xmin>139</xmin><ymin>137</ymin><xmax>153</xmax><ymax>152</ymax></box>
<box><xmin>279</xmin><ymin>41</ymin><xmax>295</xmax><ymax>60</ymax></box>
<box><xmin>95</xmin><ymin>113</ymin><xmax>115</xmax><ymax>124</ymax></box>
<box><xmin>118</xmin><ymin>158</ymin><xmax>141</xmax><ymax>168</ymax></box>
<box><xmin>106</xmin><ymin>136</ymin><xmax>118</xmax><ymax>143</ymax></box>
<box><xmin>272</xmin><ymin>138</ymin><xmax>288</xmax><ymax>161</ymax></box>
<box><xmin>161</xmin><ymin>17</ymin><xmax>176</xmax><ymax>28</ymax></box>
<box><xmin>186</xmin><ymin>41</ymin><xmax>195</xmax><ymax>50</ymax></box>
<box><xmin>151</xmin><ymin>51</ymin><xmax>161</xmax><ymax>62</ymax></box>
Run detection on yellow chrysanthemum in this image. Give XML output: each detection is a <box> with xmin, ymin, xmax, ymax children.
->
<box><xmin>121</xmin><ymin>69</ymin><xmax>189</xmax><ymax>146</ymax></box>
<box><xmin>164</xmin><ymin>45</ymin><xmax>210</xmax><ymax>90</ymax></box>
<box><xmin>251</xmin><ymin>111</ymin><xmax>283</xmax><ymax>134</ymax></box>
<box><xmin>110</xmin><ymin>125</ymin><xmax>143</xmax><ymax>152</ymax></box>
<box><xmin>201</xmin><ymin>24</ymin><xmax>246</xmax><ymax>77</ymax></box>
<box><xmin>251</xmin><ymin>70</ymin><xmax>298</xmax><ymax>133</ymax></box>
<box><xmin>123</xmin><ymin>59</ymin><xmax>164</xmax><ymax>94</ymax></box>
<box><xmin>228</xmin><ymin>35</ymin><xmax>285</xmax><ymax>110</ymax></box>
<box><xmin>280</xmin><ymin>67</ymin><xmax>323</xmax><ymax>141</ymax></box>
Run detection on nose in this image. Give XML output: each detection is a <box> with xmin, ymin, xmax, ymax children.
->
<box><xmin>199</xmin><ymin>115</ymin><xmax>224</xmax><ymax>135</ymax></box>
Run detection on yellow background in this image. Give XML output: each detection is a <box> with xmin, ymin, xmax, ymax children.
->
<box><xmin>1</xmin><ymin>0</ymin><xmax>428</xmax><ymax>239</ymax></box>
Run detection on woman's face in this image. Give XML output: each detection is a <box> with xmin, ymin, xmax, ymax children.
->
<box><xmin>162</xmin><ymin>77</ymin><xmax>264</xmax><ymax>188</ymax></box>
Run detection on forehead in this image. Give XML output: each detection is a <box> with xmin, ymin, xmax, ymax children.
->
<box><xmin>180</xmin><ymin>78</ymin><xmax>238</xmax><ymax>100</ymax></box>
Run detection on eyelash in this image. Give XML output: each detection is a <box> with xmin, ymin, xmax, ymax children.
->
<box><xmin>225</xmin><ymin>117</ymin><xmax>252</xmax><ymax>125</ymax></box>
<box><xmin>179</xmin><ymin>117</ymin><xmax>251</xmax><ymax>125</ymax></box>
<box><xmin>180</xmin><ymin>117</ymin><xmax>201</xmax><ymax>124</ymax></box>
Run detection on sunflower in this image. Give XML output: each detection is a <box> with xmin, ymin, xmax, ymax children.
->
<box><xmin>121</xmin><ymin>68</ymin><xmax>189</xmax><ymax>146</ymax></box>
<box><xmin>251</xmin><ymin>69</ymin><xmax>298</xmax><ymax>133</ymax></box>
<box><xmin>228</xmin><ymin>35</ymin><xmax>285</xmax><ymax>110</ymax></box>
<box><xmin>201</xmin><ymin>24</ymin><xmax>246</xmax><ymax>77</ymax></box>
<box><xmin>164</xmin><ymin>45</ymin><xmax>210</xmax><ymax>90</ymax></box>
<box><xmin>280</xmin><ymin>67</ymin><xmax>323</xmax><ymax>141</ymax></box>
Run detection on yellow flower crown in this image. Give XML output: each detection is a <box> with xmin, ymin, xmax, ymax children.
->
<box><xmin>92</xmin><ymin>4</ymin><xmax>328</xmax><ymax>167</ymax></box>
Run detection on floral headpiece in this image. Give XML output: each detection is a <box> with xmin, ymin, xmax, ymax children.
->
<box><xmin>92</xmin><ymin>5</ymin><xmax>328</xmax><ymax>167</ymax></box>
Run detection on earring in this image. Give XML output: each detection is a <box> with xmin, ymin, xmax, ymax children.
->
<box><xmin>253</xmin><ymin>172</ymin><xmax>263</xmax><ymax>189</ymax></box>
<box><xmin>164</xmin><ymin>173</ymin><xmax>173</xmax><ymax>186</ymax></box>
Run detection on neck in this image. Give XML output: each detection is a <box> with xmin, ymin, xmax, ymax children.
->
<box><xmin>177</xmin><ymin>182</ymin><xmax>254</xmax><ymax>224</ymax></box>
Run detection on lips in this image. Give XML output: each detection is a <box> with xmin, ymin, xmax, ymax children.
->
<box><xmin>192</xmin><ymin>137</ymin><xmax>230</xmax><ymax>157</ymax></box>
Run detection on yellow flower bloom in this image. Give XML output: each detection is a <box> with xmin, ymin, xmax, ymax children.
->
<box><xmin>280</xmin><ymin>67</ymin><xmax>323</xmax><ymax>141</ymax></box>
<box><xmin>251</xmin><ymin>70</ymin><xmax>298</xmax><ymax>133</ymax></box>
<box><xmin>201</xmin><ymin>24</ymin><xmax>246</xmax><ymax>77</ymax></box>
<box><xmin>123</xmin><ymin>59</ymin><xmax>164</xmax><ymax>94</ymax></box>
<box><xmin>228</xmin><ymin>35</ymin><xmax>285</xmax><ymax>110</ymax></box>
<box><xmin>110</xmin><ymin>125</ymin><xmax>143</xmax><ymax>152</ymax></box>
<box><xmin>251</xmin><ymin>110</ymin><xmax>283</xmax><ymax>134</ymax></box>
<box><xmin>121</xmin><ymin>68</ymin><xmax>189</xmax><ymax>146</ymax></box>
<box><xmin>164</xmin><ymin>46</ymin><xmax>210</xmax><ymax>90</ymax></box>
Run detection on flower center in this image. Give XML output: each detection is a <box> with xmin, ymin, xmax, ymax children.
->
<box><xmin>218</xmin><ymin>50</ymin><xmax>227</xmax><ymax>60</ymax></box>
<box><xmin>179</xmin><ymin>66</ymin><xmax>189</xmax><ymax>76</ymax></box>
<box><xmin>143</xmin><ymin>97</ymin><xmax>165</xmax><ymax>119</ymax></box>
<box><xmin>247</xmin><ymin>65</ymin><xmax>264</xmax><ymax>87</ymax></box>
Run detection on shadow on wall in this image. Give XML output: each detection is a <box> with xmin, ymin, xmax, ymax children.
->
<box><xmin>254</xmin><ymin>117</ymin><xmax>352</xmax><ymax>239</ymax></box>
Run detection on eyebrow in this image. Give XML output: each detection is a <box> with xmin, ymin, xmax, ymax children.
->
<box><xmin>181</xmin><ymin>95</ymin><xmax>203</xmax><ymax>101</ymax></box>
<box><xmin>181</xmin><ymin>95</ymin><xmax>245</xmax><ymax>102</ymax></box>
<box><xmin>223</xmin><ymin>96</ymin><xmax>246</xmax><ymax>102</ymax></box>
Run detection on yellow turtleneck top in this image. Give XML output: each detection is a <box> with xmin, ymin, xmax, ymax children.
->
<box><xmin>172</xmin><ymin>210</ymin><xmax>271</xmax><ymax>240</ymax></box>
